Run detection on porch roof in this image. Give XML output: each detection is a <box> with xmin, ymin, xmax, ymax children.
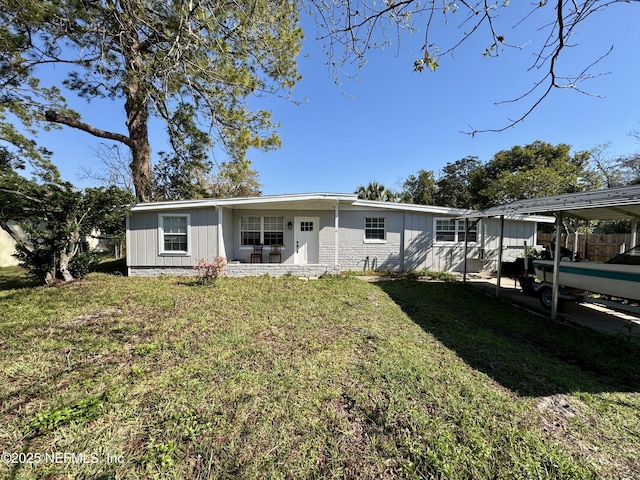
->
<box><xmin>129</xmin><ymin>192</ymin><xmax>546</xmax><ymax>221</ymax></box>
<box><xmin>129</xmin><ymin>193</ymin><xmax>359</xmax><ymax>212</ymax></box>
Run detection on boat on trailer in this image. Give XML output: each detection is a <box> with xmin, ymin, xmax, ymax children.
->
<box><xmin>531</xmin><ymin>245</ymin><xmax>640</xmax><ymax>306</ymax></box>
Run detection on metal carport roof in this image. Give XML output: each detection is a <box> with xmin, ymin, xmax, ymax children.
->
<box><xmin>459</xmin><ymin>184</ymin><xmax>640</xmax><ymax>221</ymax></box>
<box><xmin>457</xmin><ymin>185</ymin><xmax>640</xmax><ymax>320</ymax></box>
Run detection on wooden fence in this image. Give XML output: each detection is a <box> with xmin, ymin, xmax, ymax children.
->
<box><xmin>537</xmin><ymin>232</ymin><xmax>633</xmax><ymax>262</ymax></box>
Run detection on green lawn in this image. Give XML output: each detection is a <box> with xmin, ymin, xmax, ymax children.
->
<box><xmin>1</xmin><ymin>269</ymin><xmax>639</xmax><ymax>479</ymax></box>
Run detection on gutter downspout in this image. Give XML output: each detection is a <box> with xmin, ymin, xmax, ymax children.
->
<box><xmin>631</xmin><ymin>218</ymin><xmax>638</xmax><ymax>249</ymax></box>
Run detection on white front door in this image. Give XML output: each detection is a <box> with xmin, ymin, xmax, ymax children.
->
<box><xmin>294</xmin><ymin>217</ymin><xmax>319</xmax><ymax>265</ymax></box>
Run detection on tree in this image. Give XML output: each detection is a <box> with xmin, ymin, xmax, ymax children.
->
<box><xmin>619</xmin><ymin>154</ymin><xmax>640</xmax><ymax>185</ymax></box>
<box><xmin>355</xmin><ymin>181</ymin><xmax>398</xmax><ymax>202</ymax></box>
<box><xmin>309</xmin><ymin>1</ymin><xmax>638</xmax><ymax>133</ymax></box>
<box><xmin>153</xmin><ymin>153</ymin><xmax>261</xmax><ymax>201</ymax></box>
<box><xmin>0</xmin><ymin>158</ymin><xmax>133</xmax><ymax>283</ymax></box>
<box><xmin>472</xmin><ymin>141</ymin><xmax>598</xmax><ymax>208</ymax></box>
<box><xmin>400</xmin><ymin>169</ymin><xmax>437</xmax><ymax>205</ymax></box>
<box><xmin>590</xmin><ymin>144</ymin><xmax>626</xmax><ymax>189</ymax></box>
<box><xmin>434</xmin><ymin>156</ymin><xmax>483</xmax><ymax>209</ymax></box>
<box><xmin>80</xmin><ymin>143</ymin><xmax>135</xmax><ymax>195</ymax></box>
<box><xmin>1</xmin><ymin>0</ymin><xmax>302</xmax><ymax>202</ymax></box>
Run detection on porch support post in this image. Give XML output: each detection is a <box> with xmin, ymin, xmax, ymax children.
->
<box><xmin>463</xmin><ymin>218</ymin><xmax>469</xmax><ymax>284</ymax></box>
<box><xmin>496</xmin><ymin>215</ymin><xmax>504</xmax><ymax>298</ymax></box>
<box><xmin>551</xmin><ymin>213</ymin><xmax>563</xmax><ymax>321</ymax></box>
<box><xmin>216</xmin><ymin>206</ymin><xmax>225</xmax><ymax>259</ymax></box>
<box><xmin>631</xmin><ymin>218</ymin><xmax>638</xmax><ymax>249</ymax></box>
<box><xmin>334</xmin><ymin>201</ymin><xmax>339</xmax><ymax>266</ymax></box>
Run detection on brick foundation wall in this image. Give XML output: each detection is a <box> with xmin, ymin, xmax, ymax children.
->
<box><xmin>128</xmin><ymin>264</ymin><xmax>340</xmax><ymax>278</ymax></box>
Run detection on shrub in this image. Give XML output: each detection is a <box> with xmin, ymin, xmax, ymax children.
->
<box><xmin>193</xmin><ymin>256</ymin><xmax>226</xmax><ymax>285</ymax></box>
<box><xmin>69</xmin><ymin>252</ymin><xmax>100</xmax><ymax>279</ymax></box>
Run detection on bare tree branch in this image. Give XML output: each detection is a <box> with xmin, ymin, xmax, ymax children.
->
<box><xmin>309</xmin><ymin>0</ymin><xmax>639</xmax><ymax>133</ymax></box>
<box><xmin>44</xmin><ymin>110</ymin><xmax>132</xmax><ymax>147</ymax></box>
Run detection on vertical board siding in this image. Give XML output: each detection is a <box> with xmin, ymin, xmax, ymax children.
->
<box><xmin>127</xmin><ymin>208</ymin><xmax>217</xmax><ymax>267</ymax></box>
<box><xmin>403</xmin><ymin>212</ymin><xmax>431</xmax><ymax>271</ymax></box>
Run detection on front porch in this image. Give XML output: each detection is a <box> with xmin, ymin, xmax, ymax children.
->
<box><xmin>128</xmin><ymin>264</ymin><xmax>340</xmax><ymax>278</ymax></box>
<box><xmin>225</xmin><ymin>263</ymin><xmax>340</xmax><ymax>277</ymax></box>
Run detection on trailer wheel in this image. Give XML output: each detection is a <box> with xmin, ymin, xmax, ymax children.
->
<box><xmin>539</xmin><ymin>286</ymin><xmax>564</xmax><ymax>311</ymax></box>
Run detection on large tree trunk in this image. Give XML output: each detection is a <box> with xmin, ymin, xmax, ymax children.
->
<box><xmin>59</xmin><ymin>228</ymin><xmax>81</xmax><ymax>282</ymax></box>
<box><xmin>122</xmin><ymin>9</ymin><xmax>153</xmax><ymax>204</ymax></box>
<box><xmin>126</xmin><ymin>95</ymin><xmax>152</xmax><ymax>203</ymax></box>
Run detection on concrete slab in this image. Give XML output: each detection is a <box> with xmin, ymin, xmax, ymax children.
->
<box><xmin>458</xmin><ymin>272</ymin><xmax>640</xmax><ymax>343</ymax></box>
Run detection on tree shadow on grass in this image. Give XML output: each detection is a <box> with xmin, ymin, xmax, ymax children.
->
<box><xmin>0</xmin><ymin>267</ymin><xmax>41</xmax><ymax>291</ymax></box>
<box><xmin>375</xmin><ymin>280</ymin><xmax>640</xmax><ymax>397</ymax></box>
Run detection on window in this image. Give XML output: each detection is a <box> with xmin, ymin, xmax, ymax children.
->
<box><xmin>458</xmin><ymin>221</ymin><xmax>477</xmax><ymax>243</ymax></box>
<box><xmin>365</xmin><ymin>217</ymin><xmax>386</xmax><ymax>241</ymax></box>
<box><xmin>240</xmin><ymin>216</ymin><xmax>284</xmax><ymax>246</ymax></box>
<box><xmin>159</xmin><ymin>214</ymin><xmax>190</xmax><ymax>254</ymax></box>
<box><xmin>263</xmin><ymin>216</ymin><xmax>284</xmax><ymax>245</ymax></box>
<box><xmin>435</xmin><ymin>219</ymin><xmax>456</xmax><ymax>242</ymax></box>
<box><xmin>240</xmin><ymin>216</ymin><xmax>261</xmax><ymax>246</ymax></box>
<box><xmin>435</xmin><ymin>218</ymin><xmax>478</xmax><ymax>243</ymax></box>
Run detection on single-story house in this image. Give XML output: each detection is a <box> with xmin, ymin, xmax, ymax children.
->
<box><xmin>0</xmin><ymin>222</ymin><xmax>24</xmax><ymax>267</ymax></box>
<box><xmin>126</xmin><ymin>193</ymin><xmax>552</xmax><ymax>277</ymax></box>
<box><xmin>0</xmin><ymin>223</ymin><xmax>116</xmax><ymax>268</ymax></box>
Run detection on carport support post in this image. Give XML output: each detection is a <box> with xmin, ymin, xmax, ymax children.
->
<box><xmin>632</xmin><ymin>218</ymin><xmax>638</xmax><ymax>249</ymax></box>
<box><xmin>551</xmin><ymin>213</ymin><xmax>563</xmax><ymax>320</ymax></box>
<box><xmin>496</xmin><ymin>215</ymin><xmax>504</xmax><ymax>298</ymax></box>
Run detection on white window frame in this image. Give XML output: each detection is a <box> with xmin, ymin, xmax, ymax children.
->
<box><xmin>240</xmin><ymin>216</ymin><xmax>262</xmax><ymax>246</ymax></box>
<box><xmin>364</xmin><ymin>217</ymin><xmax>386</xmax><ymax>243</ymax></box>
<box><xmin>263</xmin><ymin>216</ymin><xmax>285</xmax><ymax>246</ymax></box>
<box><xmin>158</xmin><ymin>213</ymin><xmax>191</xmax><ymax>256</ymax></box>
<box><xmin>434</xmin><ymin>217</ymin><xmax>479</xmax><ymax>244</ymax></box>
<box><xmin>239</xmin><ymin>216</ymin><xmax>285</xmax><ymax>248</ymax></box>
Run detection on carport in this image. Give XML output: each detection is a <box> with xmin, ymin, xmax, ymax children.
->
<box><xmin>459</xmin><ymin>184</ymin><xmax>640</xmax><ymax>320</ymax></box>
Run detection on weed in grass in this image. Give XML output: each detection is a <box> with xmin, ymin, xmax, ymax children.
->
<box><xmin>26</xmin><ymin>395</ymin><xmax>104</xmax><ymax>434</ymax></box>
<box><xmin>132</xmin><ymin>343</ymin><xmax>157</xmax><ymax>356</ymax></box>
<box><xmin>144</xmin><ymin>439</ymin><xmax>176</xmax><ymax>468</ymax></box>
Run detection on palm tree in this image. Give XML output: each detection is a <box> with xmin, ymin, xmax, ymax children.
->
<box><xmin>355</xmin><ymin>182</ymin><xmax>398</xmax><ymax>202</ymax></box>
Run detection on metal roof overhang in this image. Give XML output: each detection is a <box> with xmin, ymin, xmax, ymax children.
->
<box><xmin>457</xmin><ymin>185</ymin><xmax>640</xmax><ymax>220</ymax></box>
<box><xmin>457</xmin><ymin>185</ymin><xmax>640</xmax><ymax>322</ymax></box>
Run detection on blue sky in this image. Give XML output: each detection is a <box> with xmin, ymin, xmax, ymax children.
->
<box><xmin>37</xmin><ymin>3</ymin><xmax>640</xmax><ymax>196</ymax></box>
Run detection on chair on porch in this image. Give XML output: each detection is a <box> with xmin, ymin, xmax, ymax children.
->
<box><xmin>269</xmin><ymin>244</ymin><xmax>282</xmax><ymax>263</ymax></box>
<box><xmin>250</xmin><ymin>244</ymin><xmax>263</xmax><ymax>263</ymax></box>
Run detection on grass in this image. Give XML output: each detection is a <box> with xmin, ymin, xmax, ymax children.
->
<box><xmin>0</xmin><ymin>269</ymin><xmax>639</xmax><ymax>479</ymax></box>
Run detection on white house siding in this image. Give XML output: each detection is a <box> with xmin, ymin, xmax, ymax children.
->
<box><xmin>220</xmin><ymin>207</ymin><xmax>234</xmax><ymax>260</ymax></box>
<box><xmin>127</xmin><ymin>208</ymin><xmax>217</xmax><ymax>272</ymax></box>
<box><xmin>335</xmin><ymin>210</ymin><xmax>404</xmax><ymax>271</ymax></box>
<box><xmin>403</xmin><ymin>212</ymin><xmax>434</xmax><ymax>271</ymax></box>
<box><xmin>482</xmin><ymin>218</ymin><xmax>536</xmax><ymax>266</ymax></box>
<box><xmin>0</xmin><ymin>225</ymin><xmax>21</xmax><ymax>267</ymax></box>
<box><xmin>428</xmin><ymin>218</ymin><xmax>536</xmax><ymax>273</ymax></box>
